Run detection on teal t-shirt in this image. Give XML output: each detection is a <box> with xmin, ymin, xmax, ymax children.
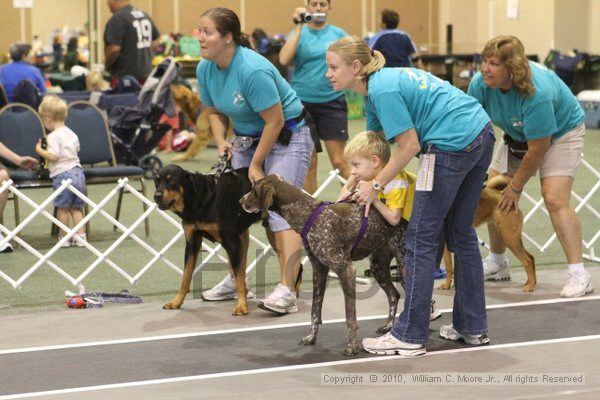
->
<box><xmin>197</xmin><ymin>46</ymin><xmax>303</xmax><ymax>136</ymax></box>
<box><xmin>468</xmin><ymin>61</ymin><xmax>585</xmax><ymax>142</ymax></box>
<box><xmin>365</xmin><ymin>68</ymin><xmax>490</xmax><ymax>151</ymax></box>
<box><xmin>290</xmin><ymin>25</ymin><xmax>347</xmax><ymax>103</ymax></box>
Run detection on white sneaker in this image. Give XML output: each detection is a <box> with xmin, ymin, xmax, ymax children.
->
<box><xmin>58</xmin><ymin>235</ymin><xmax>71</xmax><ymax>248</ymax></box>
<box><xmin>430</xmin><ymin>300</ymin><xmax>442</xmax><ymax>321</ymax></box>
<box><xmin>482</xmin><ymin>256</ymin><xmax>511</xmax><ymax>281</ymax></box>
<box><xmin>0</xmin><ymin>233</ymin><xmax>13</xmax><ymax>253</ymax></box>
<box><xmin>201</xmin><ymin>275</ymin><xmax>254</xmax><ymax>301</ymax></box>
<box><xmin>258</xmin><ymin>283</ymin><xmax>298</xmax><ymax>314</ymax></box>
<box><xmin>362</xmin><ymin>332</ymin><xmax>426</xmax><ymax>356</ymax></box>
<box><xmin>440</xmin><ymin>325</ymin><xmax>490</xmax><ymax>345</ymax></box>
<box><xmin>71</xmin><ymin>233</ymin><xmax>87</xmax><ymax>247</ymax></box>
<box><xmin>560</xmin><ymin>270</ymin><xmax>593</xmax><ymax>298</ymax></box>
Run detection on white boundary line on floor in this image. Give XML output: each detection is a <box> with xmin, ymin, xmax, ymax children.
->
<box><xmin>1</xmin><ymin>333</ymin><xmax>599</xmax><ymax>400</ymax></box>
<box><xmin>1</xmin><ymin>294</ymin><xmax>599</xmax><ymax>356</ymax></box>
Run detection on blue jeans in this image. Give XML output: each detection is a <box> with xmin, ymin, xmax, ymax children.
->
<box><xmin>52</xmin><ymin>167</ymin><xmax>86</xmax><ymax>209</ymax></box>
<box><xmin>391</xmin><ymin>123</ymin><xmax>495</xmax><ymax>344</ymax></box>
<box><xmin>232</xmin><ymin>125</ymin><xmax>313</xmax><ymax>232</ymax></box>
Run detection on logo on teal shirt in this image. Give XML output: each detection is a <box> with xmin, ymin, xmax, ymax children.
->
<box><xmin>232</xmin><ymin>91</ymin><xmax>246</xmax><ymax>108</ymax></box>
<box><xmin>510</xmin><ymin>117</ymin><xmax>524</xmax><ymax>130</ymax></box>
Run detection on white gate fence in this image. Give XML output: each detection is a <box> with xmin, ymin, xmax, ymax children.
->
<box><xmin>1</xmin><ymin>157</ymin><xmax>599</xmax><ymax>292</ymax></box>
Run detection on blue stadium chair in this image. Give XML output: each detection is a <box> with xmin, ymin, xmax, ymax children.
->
<box><xmin>0</xmin><ymin>103</ymin><xmax>48</xmax><ymax>230</ymax></box>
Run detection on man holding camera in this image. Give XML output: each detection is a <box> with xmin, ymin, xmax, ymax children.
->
<box><xmin>279</xmin><ymin>0</ymin><xmax>349</xmax><ymax>195</ymax></box>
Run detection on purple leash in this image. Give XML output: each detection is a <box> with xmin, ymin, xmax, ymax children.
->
<box><xmin>301</xmin><ymin>199</ymin><xmax>368</xmax><ymax>255</ymax></box>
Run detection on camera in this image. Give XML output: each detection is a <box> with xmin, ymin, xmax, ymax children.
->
<box><xmin>298</xmin><ymin>12</ymin><xmax>327</xmax><ymax>24</ymax></box>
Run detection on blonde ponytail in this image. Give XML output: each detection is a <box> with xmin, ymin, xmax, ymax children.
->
<box><xmin>361</xmin><ymin>50</ymin><xmax>386</xmax><ymax>82</ymax></box>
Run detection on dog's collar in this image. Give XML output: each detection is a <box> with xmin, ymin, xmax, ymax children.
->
<box><xmin>301</xmin><ymin>201</ymin><xmax>368</xmax><ymax>255</ymax></box>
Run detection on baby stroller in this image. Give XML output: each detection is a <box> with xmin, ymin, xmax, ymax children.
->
<box><xmin>108</xmin><ymin>56</ymin><xmax>180</xmax><ymax>179</ymax></box>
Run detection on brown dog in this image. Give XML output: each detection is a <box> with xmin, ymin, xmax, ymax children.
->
<box><xmin>439</xmin><ymin>175</ymin><xmax>536</xmax><ymax>292</ymax></box>
<box><xmin>240</xmin><ymin>175</ymin><xmax>407</xmax><ymax>355</ymax></box>
<box><xmin>170</xmin><ymin>84</ymin><xmax>233</xmax><ymax>162</ymax></box>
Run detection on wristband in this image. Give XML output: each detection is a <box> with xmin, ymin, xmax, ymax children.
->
<box><xmin>510</xmin><ymin>182</ymin><xmax>522</xmax><ymax>195</ymax></box>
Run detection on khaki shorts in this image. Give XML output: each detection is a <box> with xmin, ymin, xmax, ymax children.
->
<box><xmin>490</xmin><ymin>123</ymin><xmax>585</xmax><ymax>178</ymax></box>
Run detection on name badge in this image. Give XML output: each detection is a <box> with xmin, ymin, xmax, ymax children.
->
<box><xmin>499</xmin><ymin>143</ymin><xmax>509</xmax><ymax>174</ymax></box>
<box><xmin>416</xmin><ymin>154</ymin><xmax>435</xmax><ymax>191</ymax></box>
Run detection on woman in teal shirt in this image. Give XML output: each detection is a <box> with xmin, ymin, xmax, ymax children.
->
<box><xmin>279</xmin><ymin>0</ymin><xmax>349</xmax><ymax>194</ymax></box>
<box><xmin>469</xmin><ymin>35</ymin><xmax>591</xmax><ymax>298</ymax></box>
<box><xmin>197</xmin><ymin>8</ymin><xmax>313</xmax><ymax>315</ymax></box>
<box><xmin>326</xmin><ymin>36</ymin><xmax>495</xmax><ymax>356</ymax></box>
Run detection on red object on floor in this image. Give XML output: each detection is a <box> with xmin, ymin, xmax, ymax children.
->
<box><xmin>66</xmin><ymin>296</ymin><xmax>86</xmax><ymax>308</ymax></box>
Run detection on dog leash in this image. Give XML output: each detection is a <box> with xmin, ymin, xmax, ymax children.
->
<box><xmin>207</xmin><ymin>154</ymin><xmax>233</xmax><ymax>181</ymax></box>
<box><xmin>65</xmin><ymin>289</ymin><xmax>143</xmax><ymax>309</ymax></box>
<box><xmin>301</xmin><ymin>199</ymin><xmax>368</xmax><ymax>255</ymax></box>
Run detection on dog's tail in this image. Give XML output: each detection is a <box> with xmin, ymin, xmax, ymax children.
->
<box><xmin>485</xmin><ymin>175</ymin><xmax>511</xmax><ymax>191</ymax></box>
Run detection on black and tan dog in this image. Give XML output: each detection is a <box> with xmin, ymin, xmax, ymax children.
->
<box><xmin>153</xmin><ymin>164</ymin><xmax>262</xmax><ymax>315</ymax></box>
<box><xmin>439</xmin><ymin>174</ymin><xmax>536</xmax><ymax>292</ymax></box>
<box><xmin>240</xmin><ymin>175</ymin><xmax>406</xmax><ymax>355</ymax></box>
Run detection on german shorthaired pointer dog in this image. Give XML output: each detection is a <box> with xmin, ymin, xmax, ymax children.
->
<box><xmin>240</xmin><ymin>175</ymin><xmax>407</xmax><ymax>355</ymax></box>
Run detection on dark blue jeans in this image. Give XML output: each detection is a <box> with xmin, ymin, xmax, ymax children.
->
<box><xmin>391</xmin><ymin>123</ymin><xmax>495</xmax><ymax>344</ymax></box>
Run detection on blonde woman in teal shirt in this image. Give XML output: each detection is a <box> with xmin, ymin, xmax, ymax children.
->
<box><xmin>326</xmin><ymin>36</ymin><xmax>495</xmax><ymax>356</ymax></box>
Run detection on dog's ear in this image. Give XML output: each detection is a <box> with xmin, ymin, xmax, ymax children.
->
<box><xmin>258</xmin><ymin>182</ymin><xmax>275</xmax><ymax>220</ymax></box>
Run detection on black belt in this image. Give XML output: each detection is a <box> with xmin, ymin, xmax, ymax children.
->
<box><xmin>503</xmin><ymin>134</ymin><xmax>528</xmax><ymax>159</ymax></box>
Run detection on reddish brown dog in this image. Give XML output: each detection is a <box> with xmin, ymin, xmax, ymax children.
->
<box><xmin>439</xmin><ymin>175</ymin><xmax>536</xmax><ymax>292</ymax></box>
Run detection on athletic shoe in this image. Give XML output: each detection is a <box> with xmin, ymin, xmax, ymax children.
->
<box><xmin>201</xmin><ymin>275</ymin><xmax>254</xmax><ymax>301</ymax></box>
<box><xmin>0</xmin><ymin>232</ymin><xmax>13</xmax><ymax>253</ymax></box>
<box><xmin>430</xmin><ymin>300</ymin><xmax>442</xmax><ymax>321</ymax></box>
<box><xmin>58</xmin><ymin>235</ymin><xmax>71</xmax><ymax>248</ymax></box>
<box><xmin>258</xmin><ymin>283</ymin><xmax>298</xmax><ymax>315</ymax></box>
<box><xmin>71</xmin><ymin>233</ymin><xmax>87</xmax><ymax>247</ymax></box>
<box><xmin>362</xmin><ymin>332</ymin><xmax>426</xmax><ymax>356</ymax></box>
<box><xmin>440</xmin><ymin>324</ymin><xmax>490</xmax><ymax>345</ymax></box>
<box><xmin>482</xmin><ymin>256</ymin><xmax>511</xmax><ymax>281</ymax></box>
<box><xmin>560</xmin><ymin>270</ymin><xmax>593</xmax><ymax>298</ymax></box>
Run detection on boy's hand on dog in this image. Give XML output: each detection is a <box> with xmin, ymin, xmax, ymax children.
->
<box><xmin>498</xmin><ymin>186</ymin><xmax>520</xmax><ymax>214</ymax></box>
<box><xmin>353</xmin><ymin>180</ymin><xmax>378</xmax><ymax>217</ymax></box>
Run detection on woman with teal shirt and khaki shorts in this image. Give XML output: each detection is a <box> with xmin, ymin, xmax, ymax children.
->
<box><xmin>469</xmin><ymin>35</ymin><xmax>592</xmax><ymax>298</ymax></box>
<box><xmin>197</xmin><ymin>8</ymin><xmax>313</xmax><ymax>315</ymax></box>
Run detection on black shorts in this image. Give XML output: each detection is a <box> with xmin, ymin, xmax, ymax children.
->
<box><xmin>302</xmin><ymin>95</ymin><xmax>349</xmax><ymax>153</ymax></box>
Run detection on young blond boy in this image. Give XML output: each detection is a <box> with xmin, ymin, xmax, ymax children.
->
<box><xmin>340</xmin><ymin>131</ymin><xmax>441</xmax><ymax>320</ymax></box>
<box><xmin>35</xmin><ymin>96</ymin><xmax>87</xmax><ymax>247</ymax></box>
<box><xmin>340</xmin><ymin>131</ymin><xmax>415</xmax><ymax>225</ymax></box>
